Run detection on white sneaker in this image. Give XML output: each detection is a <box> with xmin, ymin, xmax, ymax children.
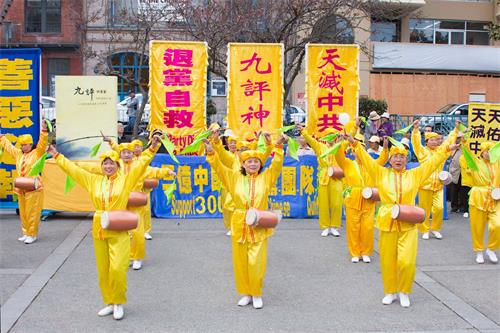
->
<box><xmin>422</xmin><ymin>233</ymin><xmax>429</xmax><ymax>240</ymax></box>
<box><xmin>252</xmin><ymin>296</ymin><xmax>263</xmax><ymax>309</ymax></box>
<box><xmin>18</xmin><ymin>235</ymin><xmax>27</xmax><ymax>242</ymax></box>
<box><xmin>431</xmin><ymin>231</ymin><xmax>443</xmax><ymax>239</ymax></box>
<box><xmin>485</xmin><ymin>249</ymin><xmax>498</xmax><ymax>263</ymax></box>
<box><xmin>463</xmin><ymin>212</ymin><xmax>469</xmax><ymax>218</ymax></box>
<box><xmin>399</xmin><ymin>293</ymin><xmax>410</xmax><ymax>307</ymax></box>
<box><xmin>330</xmin><ymin>228</ymin><xmax>340</xmax><ymax>237</ymax></box>
<box><xmin>321</xmin><ymin>228</ymin><xmax>330</xmax><ymax>237</ymax></box>
<box><xmin>237</xmin><ymin>295</ymin><xmax>252</xmax><ymax>306</ymax></box>
<box><xmin>475</xmin><ymin>252</ymin><xmax>484</xmax><ymax>264</ymax></box>
<box><xmin>24</xmin><ymin>236</ymin><xmax>37</xmax><ymax>244</ymax></box>
<box><xmin>382</xmin><ymin>294</ymin><xmax>397</xmax><ymax>305</ymax></box>
<box><xmin>132</xmin><ymin>260</ymin><xmax>142</xmax><ymax>270</ymax></box>
<box><xmin>97</xmin><ymin>305</ymin><xmax>114</xmax><ymax>317</ymax></box>
<box><xmin>226</xmin><ymin>230</ymin><xmax>231</xmax><ymax>236</ymax></box>
<box><xmin>351</xmin><ymin>256</ymin><xmax>359</xmax><ymax>263</ymax></box>
<box><xmin>144</xmin><ymin>232</ymin><xmax>152</xmax><ymax>240</ymax></box>
<box><xmin>113</xmin><ymin>304</ymin><xmax>124</xmax><ymax>320</ymax></box>
<box><xmin>362</xmin><ymin>255</ymin><xmax>371</xmax><ymax>263</ymax></box>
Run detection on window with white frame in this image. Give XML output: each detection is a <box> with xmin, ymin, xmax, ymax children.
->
<box><xmin>211</xmin><ymin>79</ymin><xmax>227</xmax><ymax>97</ymax></box>
<box><xmin>409</xmin><ymin>19</ymin><xmax>490</xmax><ymax>45</ymax></box>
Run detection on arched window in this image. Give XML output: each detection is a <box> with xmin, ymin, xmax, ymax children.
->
<box><xmin>312</xmin><ymin>15</ymin><xmax>355</xmax><ymax>44</ymax></box>
<box><xmin>110</xmin><ymin>52</ymin><xmax>149</xmax><ymax>101</ymax></box>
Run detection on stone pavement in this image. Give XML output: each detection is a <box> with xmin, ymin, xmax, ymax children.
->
<box><xmin>1</xmin><ymin>209</ymin><xmax>499</xmax><ymax>333</ymax></box>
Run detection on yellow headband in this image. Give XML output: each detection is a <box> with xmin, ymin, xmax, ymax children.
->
<box><xmin>236</xmin><ymin>140</ymin><xmax>254</xmax><ymax>150</ymax></box>
<box><xmin>239</xmin><ymin>150</ymin><xmax>265</xmax><ymax>164</ymax></box>
<box><xmin>99</xmin><ymin>150</ymin><xmax>120</xmax><ymax>162</ymax></box>
<box><xmin>117</xmin><ymin>143</ymin><xmax>134</xmax><ymax>152</ymax></box>
<box><xmin>424</xmin><ymin>132</ymin><xmax>439</xmax><ymax>141</ymax></box>
<box><xmin>389</xmin><ymin>146</ymin><xmax>408</xmax><ymax>157</ymax></box>
<box><xmin>480</xmin><ymin>141</ymin><xmax>494</xmax><ymax>155</ymax></box>
<box><xmin>131</xmin><ymin>139</ymin><xmax>142</xmax><ymax>147</ymax></box>
<box><xmin>18</xmin><ymin>134</ymin><xmax>33</xmax><ymax>145</ymax></box>
<box><xmin>344</xmin><ymin>120</ymin><xmax>357</xmax><ymax>136</ymax></box>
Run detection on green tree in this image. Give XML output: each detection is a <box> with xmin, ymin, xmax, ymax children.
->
<box><xmin>358</xmin><ymin>96</ymin><xmax>388</xmax><ymax>119</ymax></box>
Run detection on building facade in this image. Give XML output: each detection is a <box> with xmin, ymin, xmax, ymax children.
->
<box><xmin>0</xmin><ymin>0</ymin><xmax>84</xmax><ymax>96</ymax></box>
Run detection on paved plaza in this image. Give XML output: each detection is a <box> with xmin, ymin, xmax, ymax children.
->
<box><xmin>1</xmin><ymin>209</ymin><xmax>499</xmax><ymax>333</ymax></box>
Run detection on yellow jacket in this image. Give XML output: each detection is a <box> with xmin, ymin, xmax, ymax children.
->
<box><xmin>54</xmin><ymin>146</ymin><xmax>157</xmax><ymax>239</ymax></box>
<box><xmin>411</xmin><ymin>128</ymin><xmax>458</xmax><ymax>191</ymax></box>
<box><xmin>207</xmin><ymin>144</ymin><xmax>284</xmax><ymax>243</ymax></box>
<box><xmin>459</xmin><ymin>155</ymin><xmax>474</xmax><ymax>187</ymax></box>
<box><xmin>461</xmin><ymin>146</ymin><xmax>499</xmax><ymax>213</ymax></box>
<box><xmin>302</xmin><ymin>130</ymin><xmax>341</xmax><ymax>186</ymax></box>
<box><xmin>336</xmin><ymin>141</ymin><xmax>389</xmax><ymax>210</ymax></box>
<box><xmin>353</xmin><ymin>141</ymin><xmax>451</xmax><ymax>232</ymax></box>
<box><xmin>0</xmin><ymin>130</ymin><xmax>49</xmax><ymax>195</ymax></box>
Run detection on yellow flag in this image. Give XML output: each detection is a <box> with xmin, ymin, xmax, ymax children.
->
<box><xmin>227</xmin><ymin>43</ymin><xmax>283</xmax><ymax>141</ymax></box>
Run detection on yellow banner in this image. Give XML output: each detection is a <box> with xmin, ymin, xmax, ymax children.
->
<box><xmin>468</xmin><ymin>103</ymin><xmax>500</xmax><ymax>155</ymax></box>
<box><xmin>305</xmin><ymin>44</ymin><xmax>359</xmax><ymax>137</ymax></box>
<box><xmin>227</xmin><ymin>43</ymin><xmax>283</xmax><ymax>140</ymax></box>
<box><xmin>149</xmin><ymin>41</ymin><xmax>208</xmax><ymax>153</ymax></box>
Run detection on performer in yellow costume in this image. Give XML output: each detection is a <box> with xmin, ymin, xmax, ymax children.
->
<box><xmin>0</xmin><ymin>121</ymin><xmax>48</xmax><ymax>244</ymax></box>
<box><xmin>335</xmin><ymin>136</ymin><xmax>389</xmax><ymax>263</ymax></box>
<box><xmin>348</xmin><ymin>120</ymin><xmax>459</xmax><ymax>307</ymax></box>
<box><xmin>203</xmin><ymin>134</ymin><xmax>286</xmax><ymax>309</ymax></box>
<box><xmin>300</xmin><ymin>126</ymin><xmax>343</xmax><ymax>237</ymax></box>
<box><xmin>47</xmin><ymin>134</ymin><xmax>161</xmax><ymax>320</ymax></box>
<box><xmin>461</xmin><ymin>141</ymin><xmax>499</xmax><ymax>264</ymax></box>
<box><xmin>411</xmin><ymin>126</ymin><xmax>458</xmax><ymax>240</ymax></box>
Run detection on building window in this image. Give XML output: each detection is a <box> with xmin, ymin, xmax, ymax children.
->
<box><xmin>409</xmin><ymin>19</ymin><xmax>490</xmax><ymax>45</ymax></box>
<box><xmin>371</xmin><ymin>19</ymin><xmax>401</xmax><ymax>42</ymax></box>
<box><xmin>110</xmin><ymin>52</ymin><xmax>149</xmax><ymax>101</ymax></box>
<box><xmin>47</xmin><ymin>58</ymin><xmax>70</xmax><ymax>96</ymax></box>
<box><xmin>211</xmin><ymin>79</ymin><xmax>227</xmax><ymax>97</ymax></box>
<box><xmin>313</xmin><ymin>15</ymin><xmax>355</xmax><ymax>44</ymax></box>
<box><xmin>25</xmin><ymin>0</ymin><xmax>61</xmax><ymax>33</ymax></box>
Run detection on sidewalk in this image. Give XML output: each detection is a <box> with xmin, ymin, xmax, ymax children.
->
<box><xmin>1</xmin><ymin>210</ymin><xmax>499</xmax><ymax>333</ymax></box>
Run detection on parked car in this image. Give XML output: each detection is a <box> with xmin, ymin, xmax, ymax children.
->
<box><xmin>283</xmin><ymin>105</ymin><xmax>307</xmax><ymax>125</ymax></box>
<box><xmin>419</xmin><ymin>103</ymin><xmax>469</xmax><ymax>133</ymax></box>
<box><xmin>41</xmin><ymin>96</ymin><xmax>56</xmax><ymax>121</ymax></box>
<box><xmin>116</xmin><ymin>93</ymin><xmax>151</xmax><ymax>124</ymax></box>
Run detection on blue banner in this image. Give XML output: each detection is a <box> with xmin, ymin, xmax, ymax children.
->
<box><xmin>150</xmin><ymin>155</ymin><xmax>447</xmax><ymax>220</ymax></box>
<box><xmin>0</xmin><ymin>48</ymin><xmax>41</xmax><ymax>202</ymax></box>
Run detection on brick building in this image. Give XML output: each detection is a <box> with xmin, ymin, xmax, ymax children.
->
<box><xmin>0</xmin><ymin>0</ymin><xmax>84</xmax><ymax>96</ymax></box>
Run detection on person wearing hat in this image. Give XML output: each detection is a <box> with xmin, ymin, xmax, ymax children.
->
<box><xmin>0</xmin><ymin>121</ymin><xmax>49</xmax><ymax>244</ymax></box>
<box><xmin>367</xmin><ymin>136</ymin><xmax>383</xmax><ymax>156</ymax></box>
<box><xmin>378</xmin><ymin>112</ymin><xmax>394</xmax><ymax>138</ymax></box>
<box><xmin>364</xmin><ymin>111</ymin><xmax>380</xmax><ymax>143</ymax></box>
<box><xmin>299</xmin><ymin>125</ymin><xmax>343</xmax><ymax>237</ymax></box>
<box><xmin>47</xmin><ymin>133</ymin><xmax>162</xmax><ymax>320</ymax></box>
<box><xmin>335</xmin><ymin>134</ymin><xmax>389</xmax><ymax>263</ymax></box>
<box><xmin>203</xmin><ymin>134</ymin><xmax>287</xmax><ymax>309</ymax></box>
<box><xmin>411</xmin><ymin>121</ymin><xmax>459</xmax><ymax>240</ymax></box>
<box><xmin>346</xmin><ymin>125</ymin><xmax>460</xmax><ymax>307</ymax></box>
<box><xmin>461</xmin><ymin>141</ymin><xmax>499</xmax><ymax>264</ymax></box>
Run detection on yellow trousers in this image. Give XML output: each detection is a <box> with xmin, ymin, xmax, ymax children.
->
<box><xmin>232</xmin><ymin>239</ymin><xmax>268</xmax><ymax>296</ymax></box>
<box><xmin>18</xmin><ymin>190</ymin><xmax>44</xmax><ymax>237</ymax></box>
<box><xmin>93</xmin><ymin>232</ymin><xmax>130</xmax><ymax>304</ymax></box>
<box><xmin>345</xmin><ymin>205</ymin><xmax>375</xmax><ymax>257</ymax></box>
<box><xmin>221</xmin><ymin>188</ymin><xmax>232</xmax><ymax>231</ymax></box>
<box><xmin>318</xmin><ymin>180</ymin><xmax>343</xmax><ymax>229</ymax></box>
<box><xmin>129</xmin><ymin>205</ymin><xmax>147</xmax><ymax>260</ymax></box>
<box><xmin>144</xmin><ymin>198</ymin><xmax>152</xmax><ymax>234</ymax></box>
<box><xmin>469</xmin><ymin>205</ymin><xmax>500</xmax><ymax>252</ymax></box>
<box><xmin>418</xmin><ymin>189</ymin><xmax>443</xmax><ymax>233</ymax></box>
<box><xmin>379</xmin><ymin>228</ymin><xmax>418</xmax><ymax>294</ymax></box>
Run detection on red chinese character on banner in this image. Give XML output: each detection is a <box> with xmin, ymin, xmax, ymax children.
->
<box><xmin>318</xmin><ymin>71</ymin><xmax>344</xmax><ymax>94</ymax></box>
<box><xmin>318</xmin><ymin>93</ymin><xmax>343</xmax><ymax>111</ymax></box>
<box><xmin>163</xmin><ymin>69</ymin><xmax>192</xmax><ymax>86</ymax></box>
<box><xmin>165</xmin><ymin>90</ymin><xmax>190</xmax><ymax>108</ymax></box>
<box><xmin>317</xmin><ymin>114</ymin><xmax>343</xmax><ymax>132</ymax></box>
<box><xmin>164</xmin><ymin>49</ymin><xmax>193</xmax><ymax>67</ymax></box>
<box><xmin>241</xmin><ymin>104</ymin><xmax>270</xmax><ymax>127</ymax></box>
<box><xmin>163</xmin><ymin>109</ymin><xmax>194</xmax><ymax>128</ymax></box>
<box><xmin>318</xmin><ymin>49</ymin><xmax>346</xmax><ymax>71</ymax></box>
<box><xmin>240</xmin><ymin>79</ymin><xmax>270</xmax><ymax>101</ymax></box>
<box><xmin>240</xmin><ymin>52</ymin><xmax>272</xmax><ymax>74</ymax></box>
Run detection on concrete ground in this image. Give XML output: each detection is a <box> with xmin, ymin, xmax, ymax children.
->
<box><xmin>1</xmin><ymin>209</ymin><xmax>499</xmax><ymax>333</ymax></box>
